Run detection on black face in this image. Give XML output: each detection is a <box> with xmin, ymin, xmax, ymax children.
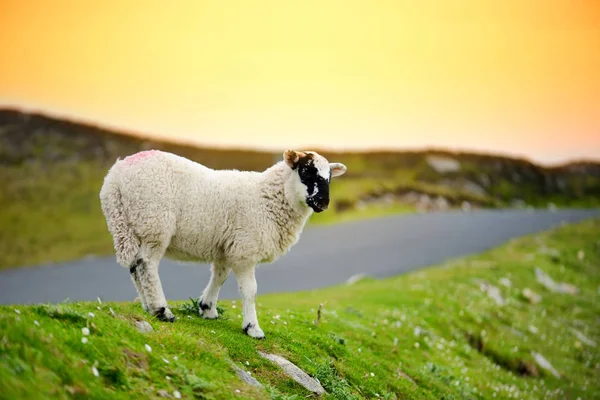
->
<box><xmin>293</xmin><ymin>153</ymin><xmax>331</xmax><ymax>213</ymax></box>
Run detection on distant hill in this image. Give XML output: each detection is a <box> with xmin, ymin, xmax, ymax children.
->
<box><xmin>0</xmin><ymin>108</ymin><xmax>599</xmax><ymax>269</ymax></box>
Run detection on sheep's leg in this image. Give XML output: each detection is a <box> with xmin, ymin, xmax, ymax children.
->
<box><xmin>199</xmin><ymin>262</ymin><xmax>231</xmax><ymax>319</ymax></box>
<box><xmin>133</xmin><ymin>243</ymin><xmax>175</xmax><ymax>322</ymax></box>
<box><xmin>232</xmin><ymin>264</ymin><xmax>264</xmax><ymax>339</ymax></box>
<box><xmin>129</xmin><ymin>259</ymin><xmax>148</xmax><ymax>311</ymax></box>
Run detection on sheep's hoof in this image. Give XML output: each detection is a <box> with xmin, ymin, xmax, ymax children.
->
<box><xmin>199</xmin><ymin>299</ymin><xmax>218</xmax><ymax>319</ymax></box>
<box><xmin>153</xmin><ymin>307</ymin><xmax>176</xmax><ymax>323</ymax></box>
<box><xmin>243</xmin><ymin>323</ymin><xmax>265</xmax><ymax>339</ymax></box>
<box><xmin>201</xmin><ymin>309</ymin><xmax>219</xmax><ymax>319</ymax></box>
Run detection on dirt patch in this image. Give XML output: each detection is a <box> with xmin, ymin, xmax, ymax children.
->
<box><xmin>123</xmin><ymin>348</ymin><xmax>149</xmax><ymax>372</ymax></box>
<box><xmin>465</xmin><ymin>331</ymin><xmax>539</xmax><ymax>377</ymax></box>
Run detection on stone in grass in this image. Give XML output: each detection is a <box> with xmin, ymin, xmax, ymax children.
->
<box><xmin>522</xmin><ymin>288</ymin><xmax>542</xmax><ymax>304</ymax></box>
<box><xmin>531</xmin><ymin>352</ymin><xmax>560</xmax><ymax>378</ymax></box>
<box><xmin>258</xmin><ymin>351</ymin><xmax>325</xmax><ymax>394</ymax></box>
<box><xmin>346</xmin><ymin>273</ymin><xmax>369</xmax><ymax>285</ymax></box>
<box><xmin>571</xmin><ymin>328</ymin><xmax>597</xmax><ymax>348</ymax></box>
<box><xmin>535</xmin><ymin>268</ymin><xmax>578</xmax><ymax>294</ymax></box>
<box><xmin>135</xmin><ymin>320</ymin><xmax>154</xmax><ymax>333</ymax></box>
<box><xmin>228</xmin><ymin>361</ymin><xmax>263</xmax><ymax>388</ymax></box>
<box><xmin>479</xmin><ymin>282</ymin><xmax>505</xmax><ymax>305</ymax></box>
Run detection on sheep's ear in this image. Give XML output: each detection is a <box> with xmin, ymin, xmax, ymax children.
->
<box><xmin>283</xmin><ymin>150</ymin><xmax>305</xmax><ymax>169</ymax></box>
<box><xmin>330</xmin><ymin>162</ymin><xmax>347</xmax><ymax>178</ymax></box>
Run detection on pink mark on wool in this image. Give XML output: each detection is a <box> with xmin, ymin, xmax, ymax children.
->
<box><xmin>122</xmin><ymin>150</ymin><xmax>158</xmax><ymax>165</ymax></box>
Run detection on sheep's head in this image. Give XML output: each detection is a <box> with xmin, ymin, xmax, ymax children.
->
<box><xmin>284</xmin><ymin>150</ymin><xmax>347</xmax><ymax>213</ymax></box>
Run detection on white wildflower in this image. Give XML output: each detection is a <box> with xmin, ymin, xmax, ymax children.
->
<box><xmin>82</xmin><ymin>327</ymin><xmax>90</xmax><ymax>336</ymax></box>
<box><xmin>173</xmin><ymin>390</ymin><xmax>182</xmax><ymax>399</ymax></box>
<box><xmin>414</xmin><ymin>326</ymin><xmax>421</xmax><ymax>336</ymax></box>
<box><xmin>232</xmin><ymin>305</ymin><xmax>236</xmax><ymax>309</ymax></box>
<box><xmin>92</xmin><ymin>366</ymin><xmax>99</xmax><ymax>377</ymax></box>
<box><xmin>235</xmin><ymin>389</ymin><xmax>241</xmax><ymax>393</ymax></box>
<box><xmin>166</xmin><ymin>375</ymin><xmax>171</xmax><ymax>381</ymax></box>
<box><xmin>173</xmin><ymin>356</ymin><xmax>178</xmax><ymax>361</ymax></box>
<box><xmin>145</xmin><ymin>344</ymin><xmax>152</xmax><ymax>353</ymax></box>
<box><xmin>370</xmin><ymin>372</ymin><xmax>375</xmax><ymax>377</ymax></box>
<box><xmin>414</xmin><ymin>342</ymin><xmax>420</xmax><ymax>348</ymax></box>
<box><xmin>97</xmin><ymin>297</ymin><xmax>102</xmax><ymax>304</ymax></box>
<box><xmin>358</xmin><ymin>348</ymin><xmax>362</xmax><ymax>353</ymax></box>
<box><xmin>211</xmin><ymin>330</ymin><xmax>216</xmax><ymax>334</ymax></box>
<box><xmin>162</xmin><ymin>357</ymin><xmax>170</xmax><ymax>364</ymax></box>
<box><xmin>109</xmin><ymin>307</ymin><xmax>116</xmax><ymax>317</ymax></box>
<box><xmin>34</xmin><ymin>320</ymin><xmax>40</xmax><ymax>327</ymax></box>
<box><xmin>88</xmin><ymin>312</ymin><xmax>95</xmax><ymax>318</ymax></box>
<box><xmin>14</xmin><ymin>309</ymin><xmax>21</xmax><ymax>315</ymax></box>
<box><xmin>246</xmin><ymin>361</ymin><xmax>250</xmax><ymax>366</ymax></box>
<box><xmin>393</xmin><ymin>338</ymin><xmax>398</xmax><ymax>346</ymax></box>
<box><xmin>81</xmin><ymin>337</ymin><xmax>89</xmax><ymax>344</ymax></box>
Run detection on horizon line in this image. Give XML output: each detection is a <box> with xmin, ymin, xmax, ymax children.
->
<box><xmin>1</xmin><ymin>103</ymin><xmax>598</xmax><ymax>168</ymax></box>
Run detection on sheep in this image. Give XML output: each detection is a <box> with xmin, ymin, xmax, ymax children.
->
<box><xmin>99</xmin><ymin>149</ymin><xmax>347</xmax><ymax>338</ymax></box>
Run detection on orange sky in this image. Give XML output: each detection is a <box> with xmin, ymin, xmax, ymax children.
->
<box><xmin>1</xmin><ymin>1</ymin><xmax>599</xmax><ymax>164</ymax></box>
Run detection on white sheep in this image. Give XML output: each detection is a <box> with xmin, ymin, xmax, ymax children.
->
<box><xmin>99</xmin><ymin>149</ymin><xmax>347</xmax><ymax>338</ymax></box>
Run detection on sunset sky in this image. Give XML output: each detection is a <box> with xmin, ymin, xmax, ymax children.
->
<box><xmin>0</xmin><ymin>1</ymin><xmax>599</xmax><ymax>165</ymax></box>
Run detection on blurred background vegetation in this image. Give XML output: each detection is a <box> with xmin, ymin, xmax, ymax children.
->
<box><xmin>1</xmin><ymin>108</ymin><xmax>599</xmax><ymax>270</ymax></box>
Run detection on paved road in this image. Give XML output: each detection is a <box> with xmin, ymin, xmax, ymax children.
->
<box><xmin>1</xmin><ymin>209</ymin><xmax>598</xmax><ymax>305</ymax></box>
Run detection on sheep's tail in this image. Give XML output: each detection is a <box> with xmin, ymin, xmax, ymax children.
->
<box><xmin>99</xmin><ymin>163</ymin><xmax>140</xmax><ymax>268</ymax></box>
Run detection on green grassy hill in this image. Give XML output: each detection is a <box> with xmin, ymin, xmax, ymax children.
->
<box><xmin>1</xmin><ymin>108</ymin><xmax>599</xmax><ymax>269</ymax></box>
<box><xmin>1</xmin><ymin>218</ymin><xmax>598</xmax><ymax>399</ymax></box>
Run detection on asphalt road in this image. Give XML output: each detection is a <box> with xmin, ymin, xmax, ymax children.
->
<box><xmin>1</xmin><ymin>209</ymin><xmax>598</xmax><ymax>305</ymax></box>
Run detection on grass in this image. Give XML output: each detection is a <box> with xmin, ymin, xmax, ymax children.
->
<box><xmin>2</xmin><ymin>218</ymin><xmax>599</xmax><ymax>399</ymax></box>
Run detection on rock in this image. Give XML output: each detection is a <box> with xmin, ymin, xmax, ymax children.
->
<box><xmin>571</xmin><ymin>329</ymin><xmax>597</xmax><ymax>347</ymax></box>
<box><xmin>397</xmin><ymin>369</ymin><xmax>416</xmax><ymax>384</ymax></box>
<box><xmin>433</xmin><ymin>196</ymin><xmax>450</xmax><ymax>211</ymax></box>
<box><xmin>537</xmin><ymin>246</ymin><xmax>560</xmax><ymax>258</ymax></box>
<box><xmin>511</xmin><ymin>199</ymin><xmax>527</xmax><ymax>209</ymax></box>
<box><xmin>528</xmin><ymin>325</ymin><xmax>539</xmax><ymax>334</ymax></box>
<box><xmin>347</xmin><ymin>273</ymin><xmax>368</xmax><ymax>285</ymax></box>
<box><xmin>499</xmin><ymin>278</ymin><xmax>512</xmax><ymax>288</ymax></box>
<box><xmin>229</xmin><ymin>362</ymin><xmax>263</xmax><ymax>387</ymax></box>
<box><xmin>135</xmin><ymin>321</ymin><xmax>154</xmax><ymax>333</ymax></box>
<box><xmin>416</xmin><ymin>194</ymin><xmax>432</xmax><ymax>212</ymax></box>
<box><xmin>480</xmin><ymin>282</ymin><xmax>505</xmax><ymax>305</ymax></box>
<box><xmin>531</xmin><ymin>352</ymin><xmax>560</xmax><ymax>378</ymax></box>
<box><xmin>535</xmin><ymin>268</ymin><xmax>579</xmax><ymax>294</ymax></box>
<box><xmin>461</xmin><ymin>201</ymin><xmax>472</xmax><ymax>212</ymax></box>
<box><xmin>462</xmin><ymin>181</ymin><xmax>487</xmax><ymax>196</ymax></box>
<box><xmin>426</xmin><ymin>155</ymin><xmax>460</xmax><ymax>173</ymax></box>
<box><xmin>522</xmin><ymin>288</ymin><xmax>542</xmax><ymax>304</ymax></box>
<box><xmin>258</xmin><ymin>352</ymin><xmax>325</xmax><ymax>394</ymax></box>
